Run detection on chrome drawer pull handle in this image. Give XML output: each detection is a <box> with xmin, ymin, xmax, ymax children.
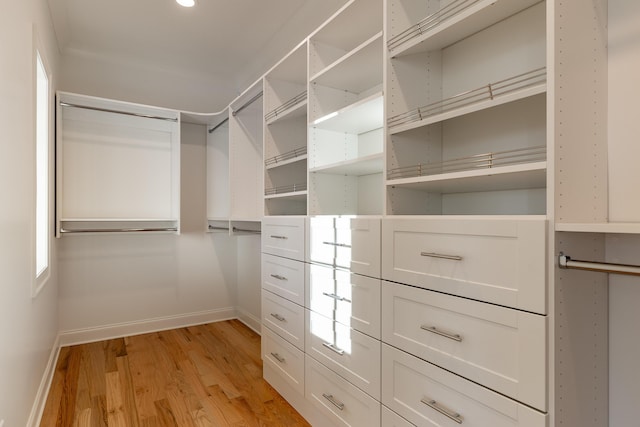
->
<box><xmin>322</xmin><ymin>342</ymin><xmax>345</xmax><ymax>355</ymax></box>
<box><xmin>322</xmin><ymin>393</ymin><xmax>345</xmax><ymax>410</ymax></box>
<box><xmin>322</xmin><ymin>292</ymin><xmax>351</xmax><ymax>303</ymax></box>
<box><xmin>421</xmin><ymin>397</ymin><xmax>463</xmax><ymax>424</ymax></box>
<box><xmin>421</xmin><ymin>325</ymin><xmax>463</xmax><ymax>342</ymax></box>
<box><xmin>270</xmin><ymin>352</ymin><xmax>285</xmax><ymax>363</ymax></box>
<box><xmin>322</xmin><ymin>241</ymin><xmax>352</xmax><ymax>248</ymax></box>
<box><xmin>270</xmin><ymin>313</ymin><xmax>286</xmax><ymax>322</ymax></box>
<box><xmin>270</xmin><ymin>235</ymin><xmax>287</xmax><ymax>240</ymax></box>
<box><xmin>420</xmin><ymin>252</ymin><xmax>463</xmax><ymax>261</ymax></box>
<box><xmin>270</xmin><ymin>274</ymin><xmax>287</xmax><ymax>281</ymax></box>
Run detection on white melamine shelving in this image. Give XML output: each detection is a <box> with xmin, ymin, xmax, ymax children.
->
<box><xmin>206</xmin><ymin>111</ymin><xmax>230</xmax><ymax>231</ymax></box>
<box><xmin>56</xmin><ymin>92</ymin><xmax>181</xmax><ymax>236</ymax></box>
<box><xmin>264</xmin><ymin>42</ymin><xmax>308</xmax><ymax>216</ymax></box>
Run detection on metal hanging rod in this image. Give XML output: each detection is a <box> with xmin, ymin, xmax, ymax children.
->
<box><xmin>558</xmin><ymin>252</ymin><xmax>640</xmax><ymax>276</ymax></box>
<box><xmin>232</xmin><ymin>227</ymin><xmax>261</xmax><ymax>234</ymax></box>
<box><xmin>60</xmin><ymin>227</ymin><xmax>178</xmax><ymax>234</ymax></box>
<box><xmin>59</xmin><ymin>102</ymin><xmax>178</xmax><ymax>122</ymax></box>
<box><xmin>208</xmin><ymin>225</ymin><xmax>230</xmax><ymax>231</ymax></box>
<box><xmin>208</xmin><ymin>117</ymin><xmax>229</xmax><ymax>133</ymax></box>
<box><xmin>232</xmin><ymin>91</ymin><xmax>263</xmax><ymax>116</ymax></box>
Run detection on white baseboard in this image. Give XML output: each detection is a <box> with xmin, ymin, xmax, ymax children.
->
<box><xmin>236</xmin><ymin>307</ymin><xmax>262</xmax><ymax>335</ymax></box>
<box><xmin>59</xmin><ymin>307</ymin><xmax>237</xmax><ymax>346</ymax></box>
<box><xmin>27</xmin><ymin>335</ymin><xmax>61</xmax><ymax>427</ymax></box>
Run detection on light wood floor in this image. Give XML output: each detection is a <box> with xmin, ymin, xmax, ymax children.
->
<box><xmin>40</xmin><ymin>320</ymin><xmax>310</xmax><ymax>426</ymax></box>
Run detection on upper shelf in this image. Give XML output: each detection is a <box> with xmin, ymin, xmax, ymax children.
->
<box><xmin>311</xmin><ymin>92</ymin><xmax>383</xmax><ymax>134</ymax></box>
<box><xmin>310</xmin><ymin>153</ymin><xmax>384</xmax><ymax>176</ymax></box>
<box><xmin>388</xmin><ymin>0</ymin><xmax>542</xmax><ymax>58</ymax></box>
<box><xmin>265</xmin><ymin>92</ymin><xmax>307</xmax><ymax>125</ymax></box>
<box><xmin>555</xmin><ymin>223</ymin><xmax>640</xmax><ymax>234</ymax></box>
<box><xmin>310</xmin><ymin>32</ymin><xmax>383</xmax><ymax>93</ymax></box>
<box><xmin>388</xmin><ymin>67</ymin><xmax>546</xmax><ymax>135</ymax></box>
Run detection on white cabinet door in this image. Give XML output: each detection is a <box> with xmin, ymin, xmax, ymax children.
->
<box><xmin>382</xmin><ymin>407</ymin><xmax>415</xmax><ymax>427</ymax></box>
<box><xmin>307</xmin><ymin>263</ymin><xmax>381</xmax><ymax>339</ymax></box>
<box><xmin>382</xmin><ymin>345</ymin><xmax>547</xmax><ymax>427</ymax></box>
<box><xmin>306</xmin><ymin>309</ymin><xmax>381</xmax><ymax>399</ymax></box>
<box><xmin>262</xmin><ymin>216</ymin><xmax>305</xmax><ymax>261</ymax></box>
<box><xmin>382</xmin><ymin>281</ymin><xmax>546</xmax><ymax>411</ymax></box>
<box><xmin>262</xmin><ymin>253</ymin><xmax>305</xmax><ymax>305</ymax></box>
<box><xmin>263</xmin><ymin>327</ymin><xmax>305</xmax><ymax>396</ymax></box>
<box><xmin>308</xmin><ymin>216</ymin><xmax>381</xmax><ymax>277</ymax></box>
<box><xmin>382</xmin><ymin>217</ymin><xmax>546</xmax><ymax>313</ymax></box>
<box><xmin>262</xmin><ymin>290</ymin><xmax>305</xmax><ymax>350</ymax></box>
<box><xmin>306</xmin><ymin>355</ymin><xmax>381</xmax><ymax>427</ymax></box>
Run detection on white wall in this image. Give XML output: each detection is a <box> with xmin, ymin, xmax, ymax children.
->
<box><xmin>0</xmin><ymin>0</ymin><xmax>60</xmax><ymax>425</ymax></box>
<box><xmin>58</xmin><ymin>122</ymin><xmax>242</xmax><ymax>340</ymax></box>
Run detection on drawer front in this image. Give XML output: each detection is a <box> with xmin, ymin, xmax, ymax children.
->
<box><xmin>307</xmin><ymin>263</ymin><xmax>381</xmax><ymax>339</ymax></box>
<box><xmin>382</xmin><ymin>345</ymin><xmax>548</xmax><ymax>427</ymax></box>
<box><xmin>382</xmin><ymin>218</ymin><xmax>546</xmax><ymax>314</ymax></box>
<box><xmin>263</xmin><ymin>327</ymin><xmax>305</xmax><ymax>396</ymax></box>
<box><xmin>382</xmin><ymin>407</ymin><xmax>415</xmax><ymax>427</ymax></box>
<box><xmin>308</xmin><ymin>216</ymin><xmax>381</xmax><ymax>278</ymax></box>
<box><xmin>262</xmin><ymin>290</ymin><xmax>304</xmax><ymax>350</ymax></box>
<box><xmin>306</xmin><ymin>355</ymin><xmax>381</xmax><ymax>427</ymax></box>
<box><xmin>262</xmin><ymin>217</ymin><xmax>305</xmax><ymax>261</ymax></box>
<box><xmin>262</xmin><ymin>253</ymin><xmax>305</xmax><ymax>305</ymax></box>
<box><xmin>306</xmin><ymin>309</ymin><xmax>381</xmax><ymax>400</ymax></box>
<box><xmin>382</xmin><ymin>281</ymin><xmax>546</xmax><ymax>411</ymax></box>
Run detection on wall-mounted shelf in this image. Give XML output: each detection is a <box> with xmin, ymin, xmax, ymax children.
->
<box><xmin>555</xmin><ymin>223</ymin><xmax>640</xmax><ymax>234</ymax></box>
<box><xmin>387</xmin><ymin>0</ymin><xmax>542</xmax><ymax>58</ymax></box>
<box><xmin>265</xmin><ymin>146</ymin><xmax>308</xmax><ymax>170</ymax></box>
<box><xmin>311</xmin><ymin>92</ymin><xmax>383</xmax><ymax>134</ymax></box>
<box><xmin>311</xmin><ymin>153</ymin><xmax>383</xmax><ymax>176</ymax></box>
<box><xmin>265</xmin><ymin>91</ymin><xmax>307</xmax><ymax>125</ymax></box>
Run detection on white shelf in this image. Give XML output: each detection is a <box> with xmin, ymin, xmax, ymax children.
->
<box><xmin>555</xmin><ymin>223</ymin><xmax>640</xmax><ymax>234</ymax></box>
<box><xmin>389</xmin><ymin>0</ymin><xmax>541</xmax><ymax>57</ymax></box>
<box><xmin>264</xmin><ymin>190</ymin><xmax>308</xmax><ymax>201</ymax></box>
<box><xmin>265</xmin><ymin>97</ymin><xmax>307</xmax><ymax>125</ymax></box>
<box><xmin>265</xmin><ymin>154</ymin><xmax>308</xmax><ymax>170</ymax></box>
<box><xmin>310</xmin><ymin>153</ymin><xmax>383</xmax><ymax>176</ymax></box>
<box><xmin>390</xmin><ymin>83</ymin><xmax>546</xmax><ymax>135</ymax></box>
<box><xmin>386</xmin><ymin>161</ymin><xmax>546</xmax><ymax>194</ymax></box>
<box><xmin>311</xmin><ymin>93</ymin><xmax>383</xmax><ymax>134</ymax></box>
<box><xmin>310</xmin><ymin>32</ymin><xmax>383</xmax><ymax>93</ymax></box>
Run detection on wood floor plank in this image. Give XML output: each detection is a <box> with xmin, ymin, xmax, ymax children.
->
<box><xmin>40</xmin><ymin>321</ymin><xmax>310</xmax><ymax>427</ymax></box>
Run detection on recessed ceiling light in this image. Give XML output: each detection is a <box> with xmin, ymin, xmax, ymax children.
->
<box><xmin>176</xmin><ymin>0</ymin><xmax>195</xmax><ymax>7</ymax></box>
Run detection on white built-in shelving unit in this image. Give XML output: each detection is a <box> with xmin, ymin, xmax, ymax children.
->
<box><xmin>385</xmin><ymin>0</ymin><xmax>547</xmax><ymax>216</ymax></box>
<box><xmin>56</xmin><ymin>92</ymin><xmax>181</xmax><ymax>236</ymax></box>
<box><xmin>263</xmin><ymin>42</ymin><xmax>309</xmax><ymax>216</ymax></box>
<box><xmin>307</xmin><ymin>0</ymin><xmax>384</xmax><ymax>216</ymax></box>
<box><xmin>204</xmin><ymin>110</ymin><xmax>231</xmax><ymax>233</ymax></box>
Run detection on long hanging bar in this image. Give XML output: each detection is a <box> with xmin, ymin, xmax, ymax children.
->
<box><xmin>59</xmin><ymin>101</ymin><xmax>178</xmax><ymax>122</ymax></box>
<box><xmin>208</xmin><ymin>117</ymin><xmax>229</xmax><ymax>133</ymax></box>
<box><xmin>558</xmin><ymin>253</ymin><xmax>640</xmax><ymax>277</ymax></box>
<box><xmin>60</xmin><ymin>227</ymin><xmax>178</xmax><ymax>234</ymax></box>
<box><xmin>232</xmin><ymin>91</ymin><xmax>263</xmax><ymax>117</ymax></box>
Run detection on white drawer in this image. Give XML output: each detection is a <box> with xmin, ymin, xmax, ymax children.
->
<box><xmin>382</xmin><ymin>407</ymin><xmax>415</xmax><ymax>427</ymax></box>
<box><xmin>262</xmin><ymin>290</ymin><xmax>304</xmax><ymax>350</ymax></box>
<box><xmin>262</xmin><ymin>327</ymin><xmax>305</xmax><ymax>396</ymax></box>
<box><xmin>308</xmin><ymin>216</ymin><xmax>381</xmax><ymax>278</ymax></box>
<box><xmin>306</xmin><ymin>355</ymin><xmax>381</xmax><ymax>427</ymax></box>
<box><xmin>382</xmin><ymin>281</ymin><xmax>546</xmax><ymax>411</ymax></box>
<box><xmin>307</xmin><ymin>263</ymin><xmax>381</xmax><ymax>339</ymax></box>
<box><xmin>382</xmin><ymin>345</ymin><xmax>547</xmax><ymax>427</ymax></box>
<box><xmin>306</xmin><ymin>309</ymin><xmax>381</xmax><ymax>400</ymax></box>
<box><xmin>382</xmin><ymin>217</ymin><xmax>546</xmax><ymax>314</ymax></box>
<box><xmin>262</xmin><ymin>253</ymin><xmax>305</xmax><ymax>305</ymax></box>
<box><xmin>262</xmin><ymin>216</ymin><xmax>305</xmax><ymax>261</ymax></box>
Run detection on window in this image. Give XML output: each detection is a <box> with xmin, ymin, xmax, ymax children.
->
<box><xmin>34</xmin><ymin>48</ymin><xmax>50</xmax><ymax>295</ymax></box>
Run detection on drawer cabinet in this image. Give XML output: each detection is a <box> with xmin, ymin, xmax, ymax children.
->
<box><xmin>308</xmin><ymin>216</ymin><xmax>381</xmax><ymax>278</ymax></box>
<box><xmin>263</xmin><ymin>327</ymin><xmax>305</xmax><ymax>396</ymax></box>
<box><xmin>262</xmin><ymin>290</ymin><xmax>305</xmax><ymax>351</ymax></box>
<box><xmin>382</xmin><ymin>281</ymin><xmax>546</xmax><ymax>411</ymax></box>
<box><xmin>382</xmin><ymin>217</ymin><xmax>546</xmax><ymax>314</ymax></box>
<box><xmin>382</xmin><ymin>406</ymin><xmax>415</xmax><ymax>427</ymax></box>
<box><xmin>262</xmin><ymin>216</ymin><xmax>306</xmax><ymax>261</ymax></box>
<box><xmin>307</xmin><ymin>263</ymin><xmax>381</xmax><ymax>339</ymax></box>
<box><xmin>382</xmin><ymin>344</ymin><xmax>547</xmax><ymax>427</ymax></box>
<box><xmin>306</xmin><ymin>309</ymin><xmax>381</xmax><ymax>399</ymax></box>
<box><xmin>262</xmin><ymin>253</ymin><xmax>305</xmax><ymax>305</ymax></box>
<box><xmin>306</xmin><ymin>355</ymin><xmax>381</xmax><ymax>427</ymax></box>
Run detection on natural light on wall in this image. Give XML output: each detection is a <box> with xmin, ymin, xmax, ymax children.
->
<box><xmin>35</xmin><ymin>49</ymin><xmax>49</xmax><ymax>291</ymax></box>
